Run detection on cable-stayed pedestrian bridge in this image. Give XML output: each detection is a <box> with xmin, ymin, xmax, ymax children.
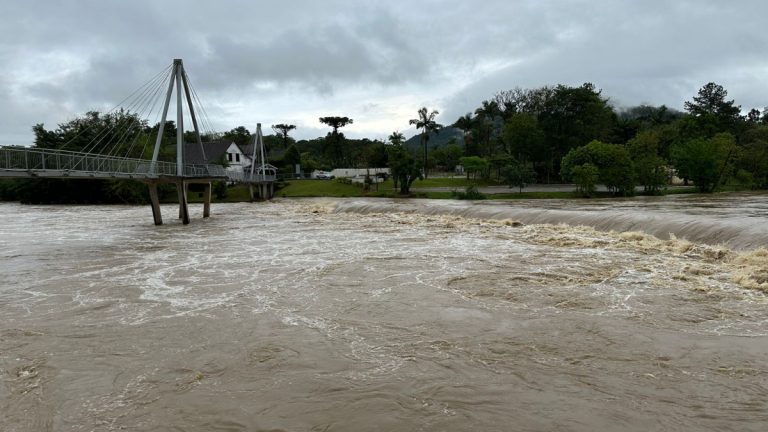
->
<box><xmin>0</xmin><ymin>59</ymin><xmax>276</xmax><ymax>225</ymax></box>
<box><xmin>0</xmin><ymin>146</ymin><xmax>272</xmax><ymax>183</ymax></box>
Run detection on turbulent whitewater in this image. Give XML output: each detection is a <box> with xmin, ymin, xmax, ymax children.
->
<box><xmin>1</xmin><ymin>195</ymin><xmax>767</xmax><ymax>431</ymax></box>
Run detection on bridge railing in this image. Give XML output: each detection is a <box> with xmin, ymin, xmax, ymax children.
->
<box><xmin>1</xmin><ymin>146</ymin><xmax>276</xmax><ymax>182</ymax></box>
<box><xmin>0</xmin><ymin>146</ymin><xmax>179</xmax><ymax>176</ymax></box>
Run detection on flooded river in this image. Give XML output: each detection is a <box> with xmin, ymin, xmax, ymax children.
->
<box><xmin>1</xmin><ymin>195</ymin><xmax>767</xmax><ymax>431</ymax></box>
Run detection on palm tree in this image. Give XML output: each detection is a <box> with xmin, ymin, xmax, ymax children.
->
<box><xmin>388</xmin><ymin>131</ymin><xmax>405</xmax><ymax>146</ymax></box>
<box><xmin>409</xmin><ymin>107</ymin><xmax>442</xmax><ymax>178</ymax></box>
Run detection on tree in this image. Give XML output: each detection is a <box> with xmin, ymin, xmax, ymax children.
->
<box><xmin>502</xmin><ymin>113</ymin><xmax>546</xmax><ymax>168</ymax></box>
<box><xmin>671</xmin><ymin>133</ymin><xmax>736</xmax><ymax>192</ymax></box>
<box><xmin>283</xmin><ymin>144</ymin><xmax>301</xmax><ymax>173</ymax></box>
<box><xmin>388</xmin><ymin>131</ymin><xmax>405</xmax><ymax>146</ymax></box>
<box><xmin>628</xmin><ymin>130</ymin><xmax>667</xmax><ymax>194</ymax></box>
<box><xmin>560</xmin><ymin>140</ymin><xmax>635</xmax><ymax>195</ymax></box>
<box><xmin>459</xmin><ymin>156</ymin><xmax>489</xmax><ymax>180</ymax></box>
<box><xmin>409</xmin><ymin>107</ymin><xmax>442</xmax><ymax>178</ymax></box>
<box><xmin>432</xmin><ymin>143</ymin><xmax>463</xmax><ymax>173</ymax></box>
<box><xmin>539</xmin><ymin>83</ymin><xmax>617</xmax><ymax>180</ymax></box>
<box><xmin>736</xmin><ymin>125</ymin><xmax>768</xmax><ymax>188</ymax></box>
<box><xmin>746</xmin><ymin>109</ymin><xmax>762</xmax><ymax>124</ymax></box>
<box><xmin>272</xmin><ymin>124</ymin><xmax>297</xmax><ymax>149</ymax></box>
<box><xmin>684</xmin><ymin>82</ymin><xmax>741</xmax><ymax>134</ymax></box>
<box><xmin>453</xmin><ymin>113</ymin><xmax>478</xmax><ymax>156</ymax></box>
<box><xmin>473</xmin><ymin>100</ymin><xmax>503</xmax><ymax>157</ymax></box>
<box><xmin>571</xmin><ymin>163</ymin><xmax>599</xmax><ymax>197</ymax></box>
<box><xmin>387</xmin><ymin>144</ymin><xmax>422</xmax><ymax>194</ymax></box>
<box><xmin>363</xmin><ymin>141</ymin><xmax>388</xmax><ymax>168</ymax></box>
<box><xmin>502</xmin><ymin>160</ymin><xmax>536</xmax><ymax>193</ymax></box>
<box><xmin>222</xmin><ymin>126</ymin><xmax>252</xmax><ymax>147</ymax></box>
<box><xmin>319</xmin><ymin>116</ymin><xmax>353</xmax><ymax>168</ymax></box>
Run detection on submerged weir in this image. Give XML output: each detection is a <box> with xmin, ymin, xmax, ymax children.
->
<box><xmin>1</xmin><ymin>196</ymin><xmax>767</xmax><ymax>431</ymax></box>
<box><xmin>334</xmin><ymin>193</ymin><xmax>768</xmax><ymax>250</ymax></box>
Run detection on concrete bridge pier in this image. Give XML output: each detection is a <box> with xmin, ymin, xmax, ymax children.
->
<box><xmin>250</xmin><ymin>183</ymin><xmax>276</xmax><ymax>201</ymax></box>
<box><xmin>203</xmin><ymin>182</ymin><xmax>211</xmax><ymax>218</ymax></box>
<box><xmin>176</xmin><ymin>180</ymin><xmax>190</xmax><ymax>225</ymax></box>
<box><xmin>249</xmin><ymin>184</ymin><xmax>263</xmax><ymax>201</ymax></box>
<box><xmin>148</xmin><ymin>183</ymin><xmax>163</xmax><ymax>226</ymax></box>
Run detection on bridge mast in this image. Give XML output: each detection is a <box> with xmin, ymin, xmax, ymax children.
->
<box><xmin>148</xmin><ymin>59</ymin><xmax>207</xmax><ymax>225</ymax></box>
<box><xmin>150</xmin><ymin>59</ymin><xmax>205</xmax><ymax>174</ymax></box>
<box><xmin>175</xmin><ymin>61</ymin><xmax>184</xmax><ymax>176</ymax></box>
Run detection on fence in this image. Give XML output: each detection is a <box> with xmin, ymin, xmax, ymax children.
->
<box><xmin>0</xmin><ymin>146</ymin><xmax>275</xmax><ymax>183</ymax></box>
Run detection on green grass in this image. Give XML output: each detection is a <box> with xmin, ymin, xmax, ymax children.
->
<box><xmin>277</xmin><ymin>179</ymin><xmax>365</xmax><ymax>197</ymax></box>
<box><xmin>175</xmin><ymin>180</ymin><xmax>703</xmax><ymax>203</ymax></box>
<box><xmin>410</xmin><ymin>177</ymin><xmax>501</xmax><ymax>188</ymax></box>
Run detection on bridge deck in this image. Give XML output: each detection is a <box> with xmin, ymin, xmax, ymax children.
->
<box><xmin>0</xmin><ymin>146</ymin><xmax>275</xmax><ymax>183</ymax></box>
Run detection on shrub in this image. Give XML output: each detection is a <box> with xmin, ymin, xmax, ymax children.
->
<box><xmin>452</xmin><ymin>185</ymin><xmax>486</xmax><ymax>200</ymax></box>
<box><xmin>572</xmin><ymin>163</ymin><xmax>599</xmax><ymax>197</ymax></box>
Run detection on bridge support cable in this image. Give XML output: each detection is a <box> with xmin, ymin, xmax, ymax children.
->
<box><xmin>107</xmin><ymin>68</ymin><xmax>171</xmax><ymax>159</ymax></box>
<box><xmin>120</xmin><ymin>68</ymin><xmax>171</xmax><ymax>161</ymax></box>
<box><xmin>184</xmin><ymin>69</ymin><xmax>218</xmax><ymax>141</ymax></box>
<box><xmin>54</xmin><ymin>64</ymin><xmax>172</xmax><ymax>153</ymax></box>
<box><xmin>79</xmin><ymin>66</ymin><xmax>172</xmax><ymax>159</ymax></box>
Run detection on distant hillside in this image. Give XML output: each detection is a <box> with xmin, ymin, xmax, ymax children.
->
<box><xmin>405</xmin><ymin>126</ymin><xmax>464</xmax><ymax>151</ymax></box>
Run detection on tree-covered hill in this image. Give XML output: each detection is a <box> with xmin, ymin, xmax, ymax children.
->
<box><xmin>404</xmin><ymin>126</ymin><xmax>465</xmax><ymax>151</ymax></box>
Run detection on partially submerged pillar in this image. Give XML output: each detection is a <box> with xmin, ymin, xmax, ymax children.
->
<box><xmin>177</xmin><ymin>181</ymin><xmax>190</xmax><ymax>225</ymax></box>
<box><xmin>203</xmin><ymin>182</ymin><xmax>211</xmax><ymax>218</ymax></box>
<box><xmin>148</xmin><ymin>183</ymin><xmax>163</xmax><ymax>225</ymax></box>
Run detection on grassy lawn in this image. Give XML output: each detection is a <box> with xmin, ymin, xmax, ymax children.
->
<box><xmin>179</xmin><ymin>180</ymin><xmax>702</xmax><ymax>202</ymax></box>
<box><xmin>409</xmin><ymin>177</ymin><xmax>501</xmax><ymax>188</ymax></box>
<box><xmin>277</xmin><ymin>179</ymin><xmax>365</xmax><ymax>197</ymax></box>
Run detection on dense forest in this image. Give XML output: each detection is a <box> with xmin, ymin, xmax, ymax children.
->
<box><xmin>2</xmin><ymin>81</ymin><xmax>767</xmax><ymax>202</ymax></box>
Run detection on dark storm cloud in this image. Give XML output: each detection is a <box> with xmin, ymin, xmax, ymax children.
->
<box><xmin>1</xmin><ymin>0</ymin><xmax>767</xmax><ymax>144</ymax></box>
<box><xmin>439</xmin><ymin>0</ymin><xmax>768</xmax><ymax>123</ymax></box>
<box><xmin>197</xmin><ymin>13</ymin><xmax>426</xmax><ymax>94</ymax></box>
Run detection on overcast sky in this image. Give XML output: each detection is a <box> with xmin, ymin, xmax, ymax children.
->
<box><xmin>1</xmin><ymin>0</ymin><xmax>767</xmax><ymax>146</ymax></box>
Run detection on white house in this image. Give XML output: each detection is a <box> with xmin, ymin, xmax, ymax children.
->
<box><xmin>183</xmin><ymin>140</ymin><xmax>275</xmax><ymax>180</ymax></box>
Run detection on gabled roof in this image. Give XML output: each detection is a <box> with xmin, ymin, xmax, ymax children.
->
<box><xmin>238</xmin><ymin>142</ymin><xmax>257</xmax><ymax>156</ymax></box>
<box><xmin>183</xmin><ymin>140</ymin><xmax>232</xmax><ymax>165</ymax></box>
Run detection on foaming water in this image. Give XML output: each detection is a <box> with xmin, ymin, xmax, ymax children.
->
<box><xmin>1</xmin><ymin>198</ymin><xmax>767</xmax><ymax>431</ymax></box>
<box><xmin>335</xmin><ymin>193</ymin><xmax>768</xmax><ymax>250</ymax></box>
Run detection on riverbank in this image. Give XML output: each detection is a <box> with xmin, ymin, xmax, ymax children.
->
<box><xmin>273</xmin><ymin>178</ymin><xmax>699</xmax><ymax>200</ymax></box>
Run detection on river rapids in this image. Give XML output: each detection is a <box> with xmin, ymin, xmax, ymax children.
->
<box><xmin>1</xmin><ymin>194</ymin><xmax>767</xmax><ymax>431</ymax></box>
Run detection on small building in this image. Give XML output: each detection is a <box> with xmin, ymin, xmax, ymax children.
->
<box><xmin>184</xmin><ymin>141</ymin><xmax>270</xmax><ymax>179</ymax></box>
<box><xmin>329</xmin><ymin>168</ymin><xmax>390</xmax><ymax>178</ymax></box>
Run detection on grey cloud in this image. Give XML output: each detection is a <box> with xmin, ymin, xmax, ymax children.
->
<box><xmin>197</xmin><ymin>14</ymin><xmax>427</xmax><ymax>94</ymax></box>
<box><xmin>2</xmin><ymin>0</ymin><xmax>768</xmax><ymax>145</ymax></box>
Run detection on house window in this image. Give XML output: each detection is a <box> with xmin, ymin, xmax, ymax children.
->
<box><xmin>236</xmin><ymin>153</ymin><xmax>240</xmax><ymax>162</ymax></box>
<box><xmin>228</xmin><ymin>153</ymin><xmax>233</xmax><ymax>162</ymax></box>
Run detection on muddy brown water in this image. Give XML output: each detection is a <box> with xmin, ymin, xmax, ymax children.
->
<box><xmin>1</xmin><ymin>195</ymin><xmax>767</xmax><ymax>431</ymax></box>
